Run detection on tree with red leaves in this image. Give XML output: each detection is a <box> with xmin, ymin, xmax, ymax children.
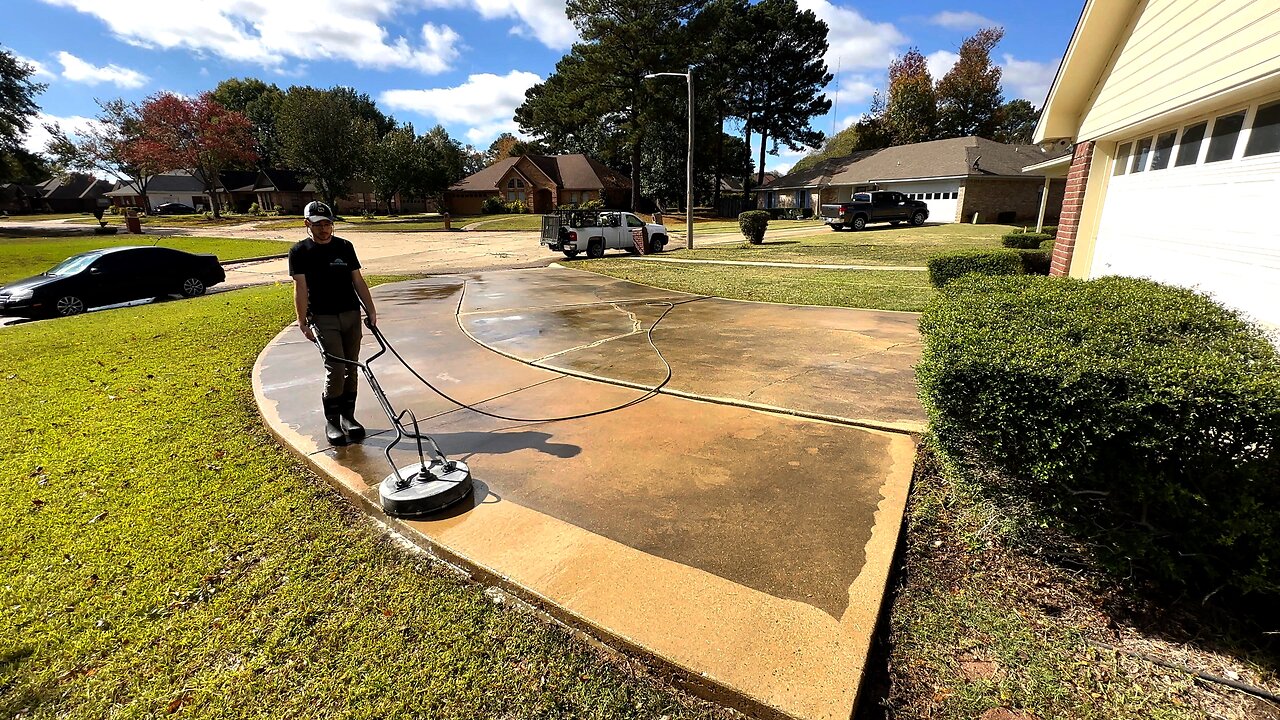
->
<box><xmin>128</xmin><ymin>92</ymin><xmax>256</xmax><ymax>218</ymax></box>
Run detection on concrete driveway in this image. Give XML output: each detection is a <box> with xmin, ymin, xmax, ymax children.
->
<box><xmin>254</xmin><ymin>265</ymin><xmax>923</xmax><ymax>720</ymax></box>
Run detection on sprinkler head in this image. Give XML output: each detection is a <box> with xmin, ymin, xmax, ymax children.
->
<box><xmin>379</xmin><ymin>459</ymin><xmax>473</xmax><ymax>517</ymax></box>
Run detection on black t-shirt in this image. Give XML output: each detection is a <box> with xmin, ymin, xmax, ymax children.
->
<box><xmin>288</xmin><ymin>236</ymin><xmax>362</xmax><ymax>315</ymax></box>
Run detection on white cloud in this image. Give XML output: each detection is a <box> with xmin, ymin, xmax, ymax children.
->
<box><xmin>929</xmin><ymin>10</ymin><xmax>997</xmax><ymax>30</ymax></box>
<box><xmin>797</xmin><ymin>0</ymin><xmax>906</xmax><ymax>71</ymax></box>
<box><xmin>381</xmin><ymin>70</ymin><xmax>542</xmax><ymax>141</ymax></box>
<box><xmin>56</xmin><ymin>51</ymin><xmax>148</xmax><ymax>88</ymax></box>
<box><xmin>423</xmin><ymin>0</ymin><xmax>578</xmax><ymax>50</ymax></box>
<box><xmin>22</xmin><ymin>111</ymin><xmax>102</xmax><ymax>155</ymax></box>
<box><xmin>465</xmin><ymin>120</ymin><xmax>521</xmax><ymax>144</ymax></box>
<box><xmin>926</xmin><ymin>50</ymin><xmax>959</xmax><ymax>80</ymax></box>
<box><xmin>1001</xmin><ymin>54</ymin><xmax>1059</xmax><ymax>106</ymax></box>
<box><xmin>15</xmin><ymin>53</ymin><xmax>56</xmax><ymax>80</ymax></box>
<box><xmin>38</xmin><ymin>0</ymin><xmax>462</xmax><ymax>74</ymax></box>
<box><xmin>829</xmin><ymin>73</ymin><xmax>876</xmax><ymax>106</ymax></box>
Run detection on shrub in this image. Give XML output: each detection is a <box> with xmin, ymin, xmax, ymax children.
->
<box><xmin>505</xmin><ymin>200</ymin><xmax>528</xmax><ymax>214</ymax></box>
<box><xmin>1039</xmin><ymin>236</ymin><xmax>1056</xmax><ymax>251</ymax></box>
<box><xmin>481</xmin><ymin>196</ymin><xmax>506</xmax><ymax>214</ymax></box>
<box><xmin>1017</xmin><ymin>248</ymin><xmax>1052</xmax><ymax>275</ymax></box>
<box><xmin>247</xmin><ymin>202</ymin><xmax>261</xmax><ymax>216</ymax></box>
<box><xmin>738</xmin><ymin>210</ymin><xmax>770</xmax><ymax>244</ymax></box>
<box><xmin>927</xmin><ymin>248</ymin><xmax>1023</xmax><ymax>287</ymax></box>
<box><xmin>1002</xmin><ymin>231</ymin><xmax>1054</xmax><ymax>249</ymax></box>
<box><xmin>917</xmin><ymin>275</ymin><xmax>1280</xmax><ymax>597</ymax></box>
<box><xmin>580</xmin><ymin>198</ymin><xmax>604</xmax><ymax>210</ymax></box>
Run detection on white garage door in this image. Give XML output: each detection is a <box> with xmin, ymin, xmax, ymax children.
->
<box><xmin>881</xmin><ymin>181</ymin><xmax>960</xmax><ymax>223</ymax></box>
<box><xmin>1092</xmin><ymin>113</ymin><xmax>1280</xmax><ymax>332</ymax></box>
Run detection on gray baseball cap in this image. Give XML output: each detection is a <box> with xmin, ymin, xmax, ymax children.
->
<box><xmin>304</xmin><ymin>201</ymin><xmax>334</xmax><ymax>223</ymax></box>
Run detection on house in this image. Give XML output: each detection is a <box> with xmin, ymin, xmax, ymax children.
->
<box><xmin>1035</xmin><ymin>0</ymin><xmax>1280</xmax><ymax>333</ymax></box>
<box><xmin>0</xmin><ymin>183</ymin><xmax>46</xmax><ymax>214</ymax></box>
<box><xmin>31</xmin><ymin>174</ymin><xmax>114</xmax><ymax>213</ymax></box>
<box><xmin>105</xmin><ymin>170</ymin><xmax>209</xmax><ymax>211</ymax></box>
<box><xmin>444</xmin><ymin>154</ymin><xmax>631</xmax><ymax>215</ymax></box>
<box><xmin>756</xmin><ymin>137</ymin><xmax>1067</xmax><ymax>224</ymax></box>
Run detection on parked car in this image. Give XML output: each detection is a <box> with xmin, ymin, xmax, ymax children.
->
<box><xmin>0</xmin><ymin>246</ymin><xmax>225</xmax><ymax>318</ymax></box>
<box><xmin>153</xmin><ymin>202</ymin><xmax>198</xmax><ymax>215</ymax></box>
<box><xmin>820</xmin><ymin>191</ymin><xmax>928</xmax><ymax>231</ymax></box>
<box><xmin>539</xmin><ymin>209</ymin><xmax>670</xmax><ymax>258</ymax></box>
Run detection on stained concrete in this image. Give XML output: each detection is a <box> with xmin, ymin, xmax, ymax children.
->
<box><xmin>254</xmin><ymin>267</ymin><xmax>923</xmax><ymax>720</ymax></box>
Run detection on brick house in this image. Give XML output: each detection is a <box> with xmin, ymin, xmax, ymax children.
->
<box><xmin>1033</xmin><ymin>0</ymin><xmax>1280</xmax><ymax>334</ymax></box>
<box><xmin>17</xmin><ymin>174</ymin><xmax>114</xmax><ymax>213</ymax></box>
<box><xmin>444</xmin><ymin>154</ymin><xmax>631</xmax><ymax>215</ymax></box>
<box><xmin>756</xmin><ymin>137</ymin><xmax>1067</xmax><ymax>224</ymax></box>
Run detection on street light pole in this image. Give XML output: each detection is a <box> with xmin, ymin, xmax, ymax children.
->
<box><xmin>644</xmin><ymin>68</ymin><xmax>695</xmax><ymax>249</ymax></box>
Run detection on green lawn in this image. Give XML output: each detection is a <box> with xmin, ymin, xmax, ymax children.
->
<box><xmin>456</xmin><ymin>215</ymin><xmax>542</xmax><ymax>231</ymax></box>
<box><xmin>668</xmin><ymin>223</ymin><xmax>1015</xmax><ymax>265</ymax></box>
<box><xmin>73</xmin><ymin>215</ymin><xmax>256</xmax><ymax>228</ymax></box>
<box><xmin>1</xmin><ymin>213</ymin><xmax>98</xmax><ymax>222</ymax></box>
<box><xmin>570</xmin><ymin>258</ymin><xmax>934</xmax><ymax>312</ymax></box>
<box><xmin>675</xmin><ymin>218</ymin><xmax>826</xmax><ymax>235</ymax></box>
<box><xmin>0</xmin><ymin>284</ymin><xmax>731</xmax><ymax>720</ymax></box>
<box><xmin>0</xmin><ymin>236</ymin><xmax>290</xmax><ymax>284</ymax></box>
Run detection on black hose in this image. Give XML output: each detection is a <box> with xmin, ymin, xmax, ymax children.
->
<box><xmin>1089</xmin><ymin>640</ymin><xmax>1280</xmax><ymax>704</ymax></box>
<box><xmin>375</xmin><ymin>279</ymin><xmax>689</xmax><ymax>423</ymax></box>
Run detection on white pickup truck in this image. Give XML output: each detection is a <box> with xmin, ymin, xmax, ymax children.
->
<box><xmin>540</xmin><ymin>209</ymin><xmax>670</xmax><ymax>258</ymax></box>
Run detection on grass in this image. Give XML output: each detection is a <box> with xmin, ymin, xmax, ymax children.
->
<box><xmin>0</xmin><ymin>283</ymin><xmax>733</xmax><ymax>720</ymax></box>
<box><xmin>875</xmin><ymin>445</ymin><xmax>1279</xmax><ymax>720</ymax></box>
<box><xmin>570</xmin><ymin>258</ymin><xmax>934</xmax><ymax>312</ymax></box>
<box><xmin>460</xmin><ymin>215</ymin><xmax>542</xmax><ymax>231</ymax></box>
<box><xmin>672</xmin><ymin>218</ymin><xmax>826</xmax><ymax>235</ymax></box>
<box><xmin>669</xmin><ymin>223</ymin><xmax>1015</xmax><ymax>265</ymax></box>
<box><xmin>0</xmin><ymin>213</ymin><xmax>99</xmax><ymax>222</ymax></box>
<box><xmin>72</xmin><ymin>214</ymin><xmax>254</xmax><ymax>228</ymax></box>
<box><xmin>0</xmin><ymin>236</ymin><xmax>290</xmax><ymax>284</ymax></box>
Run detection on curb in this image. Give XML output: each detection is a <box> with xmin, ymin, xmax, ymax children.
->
<box><xmin>221</xmin><ymin>253</ymin><xmax>288</xmax><ymax>266</ymax></box>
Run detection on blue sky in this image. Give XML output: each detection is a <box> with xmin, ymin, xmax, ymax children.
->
<box><xmin>5</xmin><ymin>0</ymin><xmax>1082</xmax><ymax>174</ymax></box>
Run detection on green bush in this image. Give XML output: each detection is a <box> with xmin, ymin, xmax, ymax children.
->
<box><xmin>481</xmin><ymin>196</ymin><xmax>506</xmax><ymax>214</ymax></box>
<box><xmin>917</xmin><ymin>275</ymin><xmax>1280</xmax><ymax>597</ymax></box>
<box><xmin>738</xmin><ymin>210</ymin><xmax>770</xmax><ymax>244</ymax></box>
<box><xmin>505</xmin><ymin>200</ymin><xmax>528</xmax><ymax>214</ymax></box>
<box><xmin>1002</xmin><ymin>231</ymin><xmax>1054</xmax><ymax>249</ymax></box>
<box><xmin>1017</xmin><ymin>248</ymin><xmax>1052</xmax><ymax>275</ymax></box>
<box><xmin>927</xmin><ymin>248</ymin><xmax>1023</xmax><ymax>287</ymax></box>
<box><xmin>580</xmin><ymin>198</ymin><xmax>604</xmax><ymax>210</ymax></box>
<box><xmin>247</xmin><ymin>202</ymin><xmax>262</xmax><ymax>216</ymax></box>
<box><xmin>1039</xmin><ymin>236</ymin><xmax>1057</xmax><ymax>251</ymax></box>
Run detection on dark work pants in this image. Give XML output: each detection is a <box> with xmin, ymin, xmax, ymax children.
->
<box><xmin>312</xmin><ymin>310</ymin><xmax>362</xmax><ymax>398</ymax></box>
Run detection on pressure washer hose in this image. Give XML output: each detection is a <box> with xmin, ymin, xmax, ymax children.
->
<box><xmin>371</xmin><ymin>279</ymin><xmax>690</xmax><ymax>423</ymax></box>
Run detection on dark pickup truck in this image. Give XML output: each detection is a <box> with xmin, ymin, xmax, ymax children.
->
<box><xmin>820</xmin><ymin>191</ymin><xmax>929</xmax><ymax>231</ymax></box>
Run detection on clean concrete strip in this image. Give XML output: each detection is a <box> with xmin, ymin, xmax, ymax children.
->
<box><xmin>632</xmin><ymin>257</ymin><xmax>928</xmax><ymax>271</ymax></box>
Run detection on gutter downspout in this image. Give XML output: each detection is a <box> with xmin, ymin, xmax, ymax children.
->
<box><xmin>1036</xmin><ymin>176</ymin><xmax>1051</xmax><ymax>233</ymax></box>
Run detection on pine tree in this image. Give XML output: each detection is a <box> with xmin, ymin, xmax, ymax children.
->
<box><xmin>994</xmin><ymin>99</ymin><xmax>1040</xmax><ymax>145</ymax></box>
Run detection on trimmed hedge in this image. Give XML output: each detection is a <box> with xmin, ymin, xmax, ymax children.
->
<box><xmin>738</xmin><ymin>210</ymin><xmax>770</xmax><ymax>244</ymax></box>
<box><xmin>1002</xmin><ymin>231</ymin><xmax>1054</xmax><ymax>249</ymax></box>
<box><xmin>927</xmin><ymin>248</ymin><xmax>1023</xmax><ymax>287</ymax></box>
<box><xmin>1017</xmin><ymin>248</ymin><xmax>1052</xmax><ymax>275</ymax></box>
<box><xmin>917</xmin><ymin>275</ymin><xmax>1280</xmax><ymax>597</ymax></box>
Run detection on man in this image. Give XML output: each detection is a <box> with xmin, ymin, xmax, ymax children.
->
<box><xmin>289</xmin><ymin>200</ymin><xmax>378</xmax><ymax>446</ymax></box>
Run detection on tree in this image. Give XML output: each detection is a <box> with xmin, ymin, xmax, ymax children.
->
<box><xmin>994</xmin><ymin>99</ymin><xmax>1040</xmax><ymax>145</ymax></box>
<box><xmin>517</xmin><ymin>0</ymin><xmax>705</xmax><ymax>209</ymax></box>
<box><xmin>407</xmin><ymin>125</ymin><xmax>467</xmax><ymax>207</ymax></box>
<box><xmin>1</xmin><ymin>48</ymin><xmax>47</xmax><ymax>183</ymax></box>
<box><xmin>936</xmin><ymin>27</ymin><xmax>1006</xmax><ymax>139</ymax></box>
<box><xmin>790</xmin><ymin>123</ymin><xmax>864</xmax><ymax>174</ymax></box>
<box><xmin>883</xmin><ymin>48</ymin><xmax>937</xmax><ymax>146</ymax></box>
<box><xmin>365</xmin><ymin>124</ymin><xmax>421</xmax><ymax>214</ymax></box>
<box><xmin>45</xmin><ymin>98</ymin><xmax>162</xmax><ymax>211</ymax></box>
<box><xmin>128</xmin><ymin>92</ymin><xmax>257</xmax><ymax>218</ymax></box>
<box><xmin>277</xmin><ymin>86</ymin><xmax>378</xmax><ymax>207</ymax></box>
<box><xmin>736</xmin><ymin>0</ymin><xmax>832</xmax><ymax>189</ymax></box>
<box><xmin>486</xmin><ymin>133</ymin><xmax>547</xmax><ymax>163</ymax></box>
<box><xmin>687</xmin><ymin>0</ymin><xmax>756</xmax><ymax>206</ymax></box>
<box><xmin>210</xmin><ymin>77</ymin><xmax>286</xmax><ymax>169</ymax></box>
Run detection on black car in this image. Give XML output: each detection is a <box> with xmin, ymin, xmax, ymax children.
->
<box><xmin>153</xmin><ymin>202</ymin><xmax>197</xmax><ymax>215</ymax></box>
<box><xmin>0</xmin><ymin>246</ymin><xmax>225</xmax><ymax>318</ymax></box>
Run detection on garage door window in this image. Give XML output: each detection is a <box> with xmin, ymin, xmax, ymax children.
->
<box><xmin>1206</xmin><ymin>111</ymin><xmax>1246</xmax><ymax>163</ymax></box>
<box><xmin>1131</xmin><ymin>137</ymin><xmax>1153</xmax><ymax>172</ymax></box>
<box><xmin>1114</xmin><ymin>142</ymin><xmax>1132</xmax><ymax>175</ymax></box>
<box><xmin>1150</xmin><ymin>130</ymin><xmax>1177</xmax><ymax>170</ymax></box>
<box><xmin>1245</xmin><ymin>100</ymin><xmax>1280</xmax><ymax>157</ymax></box>
<box><xmin>1175</xmin><ymin>122</ymin><xmax>1207</xmax><ymax>166</ymax></box>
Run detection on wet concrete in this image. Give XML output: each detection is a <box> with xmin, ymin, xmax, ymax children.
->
<box><xmin>459</xmin><ymin>266</ymin><xmax>926</xmax><ymax>432</ymax></box>
<box><xmin>254</xmin><ymin>268</ymin><xmax>922</xmax><ymax>720</ymax></box>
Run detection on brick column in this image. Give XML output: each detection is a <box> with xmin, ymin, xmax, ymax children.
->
<box><xmin>1051</xmin><ymin>141</ymin><xmax>1094</xmax><ymax>277</ymax></box>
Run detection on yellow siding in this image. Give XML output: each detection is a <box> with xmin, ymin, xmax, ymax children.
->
<box><xmin>1079</xmin><ymin>0</ymin><xmax>1280</xmax><ymax>140</ymax></box>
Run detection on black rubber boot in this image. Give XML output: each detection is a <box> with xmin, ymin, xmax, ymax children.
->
<box><xmin>323</xmin><ymin>395</ymin><xmax>348</xmax><ymax>446</ymax></box>
<box><xmin>339</xmin><ymin>390</ymin><xmax>365</xmax><ymax>442</ymax></box>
